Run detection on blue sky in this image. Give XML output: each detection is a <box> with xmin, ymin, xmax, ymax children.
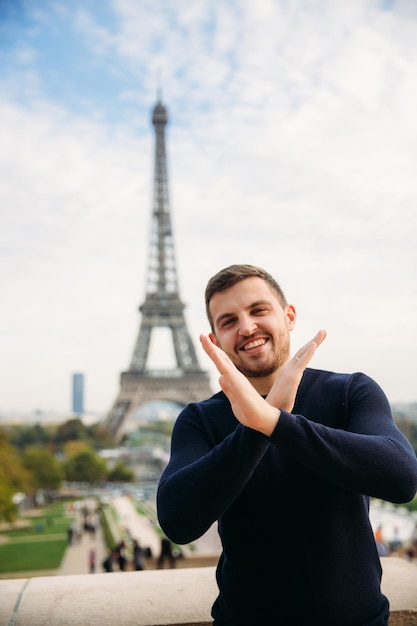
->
<box><xmin>1</xmin><ymin>0</ymin><xmax>416</xmax><ymax>415</ymax></box>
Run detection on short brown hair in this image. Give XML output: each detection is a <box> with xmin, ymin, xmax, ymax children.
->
<box><xmin>205</xmin><ymin>264</ymin><xmax>287</xmax><ymax>331</ymax></box>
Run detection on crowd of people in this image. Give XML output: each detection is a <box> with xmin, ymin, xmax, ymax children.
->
<box><xmin>66</xmin><ymin>501</ymin><xmax>99</xmax><ymax>545</ymax></box>
<box><xmin>374</xmin><ymin>522</ymin><xmax>417</xmax><ymax>560</ymax></box>
<box><xmin>101</xmin><ymin>536</ymin><xmax>178</xmax><ymax>572</ymax></box>
<box><xmin>64</xmin><ymin>498</ymin><xmax>180</xmax><ymax>575</ymax></box>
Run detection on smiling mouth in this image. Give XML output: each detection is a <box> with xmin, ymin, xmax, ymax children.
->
<box><xmin>240</xmin><ymin>338</ymin><xmax>267</xmax><ymax>351</ymax></box>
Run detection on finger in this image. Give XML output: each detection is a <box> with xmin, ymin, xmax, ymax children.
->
<box><xmin>312</xmin><ymin>329</ymin><xmax>327</xmax><ymax>348</ymax></box>
<box><xmin>200</xmin><ymin>333</ymin><xmax>222</xmax><ymax>358</ymax></box>
<box><xmin>200</xmin><ymin>333</ymin><xmax>213</xmax><ymax>353</ymax></box>
<box><xmin>200</xmin><ymin>334</ymin><xmax>234</xmax><ymax>373</ymax></box>
<box><xmin>293</xmin><ymin>329</ymin><xmax>327</xmax><ymax>365</ymax></box>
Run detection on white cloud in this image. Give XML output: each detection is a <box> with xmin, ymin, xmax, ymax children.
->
<box><xmin>0</xmin><ymin>0</ymin><xmax>416</xmax><ymax>414</ymax></box>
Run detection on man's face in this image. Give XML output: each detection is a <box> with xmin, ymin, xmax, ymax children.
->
<box><xmin>208</xmin><ymin>277</ymin><xmax>296</xmax><ymax>381</ymax></box>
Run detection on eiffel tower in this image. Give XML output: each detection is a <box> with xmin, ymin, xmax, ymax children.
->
<box><xmin>103</xmin><ymin>98</ymin><xmax>212</xmax><ymax>441</ymax></box>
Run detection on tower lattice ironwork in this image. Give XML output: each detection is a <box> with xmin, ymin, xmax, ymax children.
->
<box><xmin>103</xmin><ymin>99</ymin><xmax>212</xmax><ymax>440</ymax></box>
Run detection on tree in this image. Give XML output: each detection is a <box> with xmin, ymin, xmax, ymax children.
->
<box><xmin>0</xmin><ymin>428</ymin><xmax>30</xmax><ymax>522</ymax></box>
<box><xmin>86</xmin><ymin>422</ymin><xmax>115</xmax><ymax>448</ymax></box>
<box><xmin>63</xmin><ymin>440</ymin><xmax>90</xmax><ymax>459</ymax></box>
<box><xmin>63</xmin><ymin>447</ymin><xmax>107</xmax><ymax>483</ymax></box>
<box><xmin>394</xmin><ymin>417</ymin><xmax>417</xmax><ymax>455</ymax></box>
<box><xmin>0</xmin><ymin>482</ymin><xmax>18</xmax><ymax>523</ymax></box>
<box><xmin>55</xmin><ymin>418</ymin><xmax>87</xmax><ymax>444</ymax></box>
<box><xmin>22</xmin><ymin>446</ymin><xmax>64</xmax><ymax>491</ymax></box>
<box><xmin>6</xmin><ymin>422</ymin><xmax>51</xmax><ymax>451</ymax></box>
<box><xmin>107</xmin><ymin>462</ymin><xmax>135</xmax><ymax>483</ymax></box>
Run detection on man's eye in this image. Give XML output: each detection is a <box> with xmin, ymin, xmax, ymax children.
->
<box><xmin>253</xmin><ymin>308</ymin><xmax>267</xmax><ymax>315</ymax></box>
<box><xmin>222</xmin><ymin>319</ymin><xmax>235</xmax><ymax>327</ymax></box>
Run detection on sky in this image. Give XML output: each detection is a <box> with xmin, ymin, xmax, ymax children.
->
<box><xmin>0</xmin><ymin>0</ymin><xmax>416</xmax><ymax>417</ymax></box>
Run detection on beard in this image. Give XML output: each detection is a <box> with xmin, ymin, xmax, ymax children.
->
<box><xmin>236</xmin><ymin>359</ymin><xmax>279</xmax><ymax>379</ymax></box>
<box><xmin>233</xmin><ymin>339</ymin><xmax>290</xmax><ymax>379</ymax></box>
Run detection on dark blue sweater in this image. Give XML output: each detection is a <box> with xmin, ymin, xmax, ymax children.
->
<box><xmin>157</xmin><ymin>368</ymin><xmax>417</xmax><ymax>625</ymax></box>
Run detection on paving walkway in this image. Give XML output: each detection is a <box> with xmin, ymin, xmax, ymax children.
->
<box><xmin>57</xmin><ymin>494</ymin><xmax>221</xmax><ymax>576</ymax></box>
<box><xmin>58</xmin><ymin>513</ymin><xmax>107</xmax><ymax>576</ymax></box>
<box><xmin>110</xmin><ymin>495</ymin><xmax>161</xmax><ymax>557</ymax></box>
<box><xmin>58</xmin><ymin>495</ymin><xmax>162</xmax><ymax>575</ymax></box>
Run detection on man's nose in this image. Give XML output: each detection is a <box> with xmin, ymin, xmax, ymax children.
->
<box><xmin>238</xmin><ymin>316</ymin><xmax>257</xmax><ymax>336</ymax></box>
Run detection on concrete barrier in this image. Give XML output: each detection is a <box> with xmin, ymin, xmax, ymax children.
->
<box><xmin>0</xmin><ymin>558</ymin><xmax>416</xmax><ymax>625</ymax></box>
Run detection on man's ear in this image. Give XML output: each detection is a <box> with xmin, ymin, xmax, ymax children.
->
<box><xmin>286</xmin><ymin>304</ymin><xmax>296</xmax><ymax>330</ymax></box>
<box><xmin>208</xmin><ymin>332</ymin><xmax>221</xmax><ymax>347</ymax></box>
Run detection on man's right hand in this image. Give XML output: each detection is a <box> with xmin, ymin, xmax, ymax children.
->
<box><xmin>266</xmin><ymin>329</ymin><xmax>327</xmax><ymax>412</ymax></box>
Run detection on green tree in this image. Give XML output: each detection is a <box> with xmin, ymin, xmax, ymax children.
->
<box><xmin>394</xmin><ymin>418</ymin><xmax>417</xmax><ymax>455</ymax></box>
<box><xmin>22</xmin><ymin>446</ymin><xmax>64</xmax><ymax>491</ymax></box>
<box><xmin>0</xmin><ymin>482</ymin><xmax>18</xmax><ymax>523</ymax></box>
<box><xmin>63</xmin><ymin>448</ymin><xmax>107</xmax><ymax>483</ymax></box>
<box><xmin>0</xmin><ymin>428</ymin><xmax>30</xmax><ymax>522</ymax></box>
<box><xmin>107</xmin><ymin>461</ymin><xmax>135</xmax><ymax>482</ymax></box>
<box><xmin>54</xmin><ymin>418</ymin><xmax>87</xmax><ymax>444</ymax></box>
<box><xmin>6</xmin><ymin>422</ymin><xmax>52</xmax><ymax>451</ymax></box>
<box><xmin>86</xmin><ymin>422</ymin><xmax>116</xmax><ymax>449</ymax></box>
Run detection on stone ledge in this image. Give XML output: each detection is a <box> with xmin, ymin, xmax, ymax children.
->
<box><xmin>0</xmin><ymin>558</ymin><xmax>416</xmax><ymax>625</ymax></box>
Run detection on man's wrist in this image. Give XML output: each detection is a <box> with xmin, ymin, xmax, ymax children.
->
<box><xmin>262</xmin><ymin>408</ymin><xmax>280</xmax><ymax>437</ymax></box>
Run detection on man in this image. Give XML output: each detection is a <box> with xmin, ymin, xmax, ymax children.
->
<box><xmin>157</xmin><ymin>264</ymin><xmax>417</xmax><ymax>625</ymax></box>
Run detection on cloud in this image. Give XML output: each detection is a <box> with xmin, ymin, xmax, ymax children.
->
<box><xmin>0</xmin><ymin>0</ymin><xmax>416</xmax><ymax>414</ymax></box>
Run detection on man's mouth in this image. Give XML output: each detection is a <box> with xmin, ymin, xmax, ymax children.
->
<box><xmin>240</xmin><ymin>338</ymin><xmax>267</xmax><ymax>351</ymax></box>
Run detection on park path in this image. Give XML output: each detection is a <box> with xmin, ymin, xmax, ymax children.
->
<box><xmin>58</xmin><ymin>495</ymin><xmax>162</xmax><ymax>575</ymax></box>
<box><xmin>58</xmin><ymin>493</ymin><xmax>221</xmax><ymax>575</ymax></box>
<box><xmin>58</xmin><ymin>502</ymin><xmax>107</xmax><ymax>576</ymax></box>
<box><xmin>110</xmin><ymin>495</ymin><xmax>162</xmax><ymax>557</ymax></box>
<box><xmin>110</xmin><ymin>495</ymin><xmax>221</xmax><ymax>557</ymax></box>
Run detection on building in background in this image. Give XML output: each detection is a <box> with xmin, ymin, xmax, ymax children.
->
<box><xmin>72</xmin><ymin>373</ymin><xmax>84</xmax><ymax>415</ymax></box>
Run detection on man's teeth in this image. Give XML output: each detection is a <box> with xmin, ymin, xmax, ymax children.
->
<box><xmin>242</xmin><ymin>339</ymin><xmax>266</xmax><ymax>351</ymax></box>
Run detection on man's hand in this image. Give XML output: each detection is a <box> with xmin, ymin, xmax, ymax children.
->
<box><xmin>200</xmin><ymin>333</ymin><xmax>279</xmax><ymax>435</ymax></box>
<box><xmin>199</xmin><ymin>329</ymin><xmax>326</xmax><ymax>436</ymax></box>
<box><xmin>266</xmin><ymin>329</ymin><xmax>327</xmax><ymax>412</ymax></box>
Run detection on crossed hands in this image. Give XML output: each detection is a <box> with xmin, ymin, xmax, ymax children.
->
<box><xmin>199</xmin><ymin>330</ymin><xmax>327</xmax><ymax>437</ymax></box>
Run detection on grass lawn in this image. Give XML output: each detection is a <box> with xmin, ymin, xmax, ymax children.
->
<box><xmin>0</xmin><ymin>500</ymin><xmax>75</xmax><ymax>574</ymax></box>
<box><xmin>0</xmin><ymin>538</ymin><xmax>68</xmax><ymax>572</ymax></box>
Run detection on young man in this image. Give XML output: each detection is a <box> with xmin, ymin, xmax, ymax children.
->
<box><xmin>157</xmin><ymin>264</ymin><xmax>417</xmax><ymax>625</ymax></box>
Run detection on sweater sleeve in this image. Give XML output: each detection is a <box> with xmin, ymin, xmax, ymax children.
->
<box><xmin>271</xmin><ymin>372</ymin><xmax>417</xmax><ymax>503</ymax></box>
<box><xmin>157</xmin><ymin>404</ymin><xmax>270</xmax><ymax>544</ymax></box>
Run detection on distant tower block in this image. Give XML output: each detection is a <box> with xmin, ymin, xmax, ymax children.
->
<box><xmin>103</xmin><ymin>99</ymin><xmax>212</xmax><ymax>441</ymax></box>
<box><xmin>72</xmin><ymin>373</ymin><xmax>84</xmax><ymax>415</ymax></box>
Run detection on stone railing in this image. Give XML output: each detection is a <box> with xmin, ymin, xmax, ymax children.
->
<box><xmin>1</xmin><ymin>558</ymin><xmax>416</xmax><ymax>625</ymax></box>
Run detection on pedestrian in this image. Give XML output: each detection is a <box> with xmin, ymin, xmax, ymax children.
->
<box><xmin>157</xmin><ymin>264</ymin><xmax>417</xmax><ymax>626</ymax></box>
<box><xmin>374</xmin><ymin>525</ymin><xmax>388</xmax><ymax>556</ymax></box>
<box><xmin>389</xmin><ymin>525</ymin><xmax>402</xmax><ymax>553</ymax></box>
<box><xmin>102</xmin><ymin>549</ymin><xmax>113</xmax><ymax>573</ymax></box>
<box><xmin>66</xmin><ymin>523</ymin><xmax>74</xmax><ymax>545</ymax></box>
<box><xmin>133</xmin><ymin>539</ymin><xmax>145</xmax><ymax>570</ymax></box>
<box><xmin>115</xmin><ymin>540</ymin><xmax>127</xmax><ymax>571</ymax></box>
<box><xmin>88</xmin><ymin>549</ymin><xmax>96</xmax><ymax>574</ymax></box>
<box><xmin>157</xmin><ymin>537</ymin><xmax>176</xmax><ymax>569</ymax></box>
